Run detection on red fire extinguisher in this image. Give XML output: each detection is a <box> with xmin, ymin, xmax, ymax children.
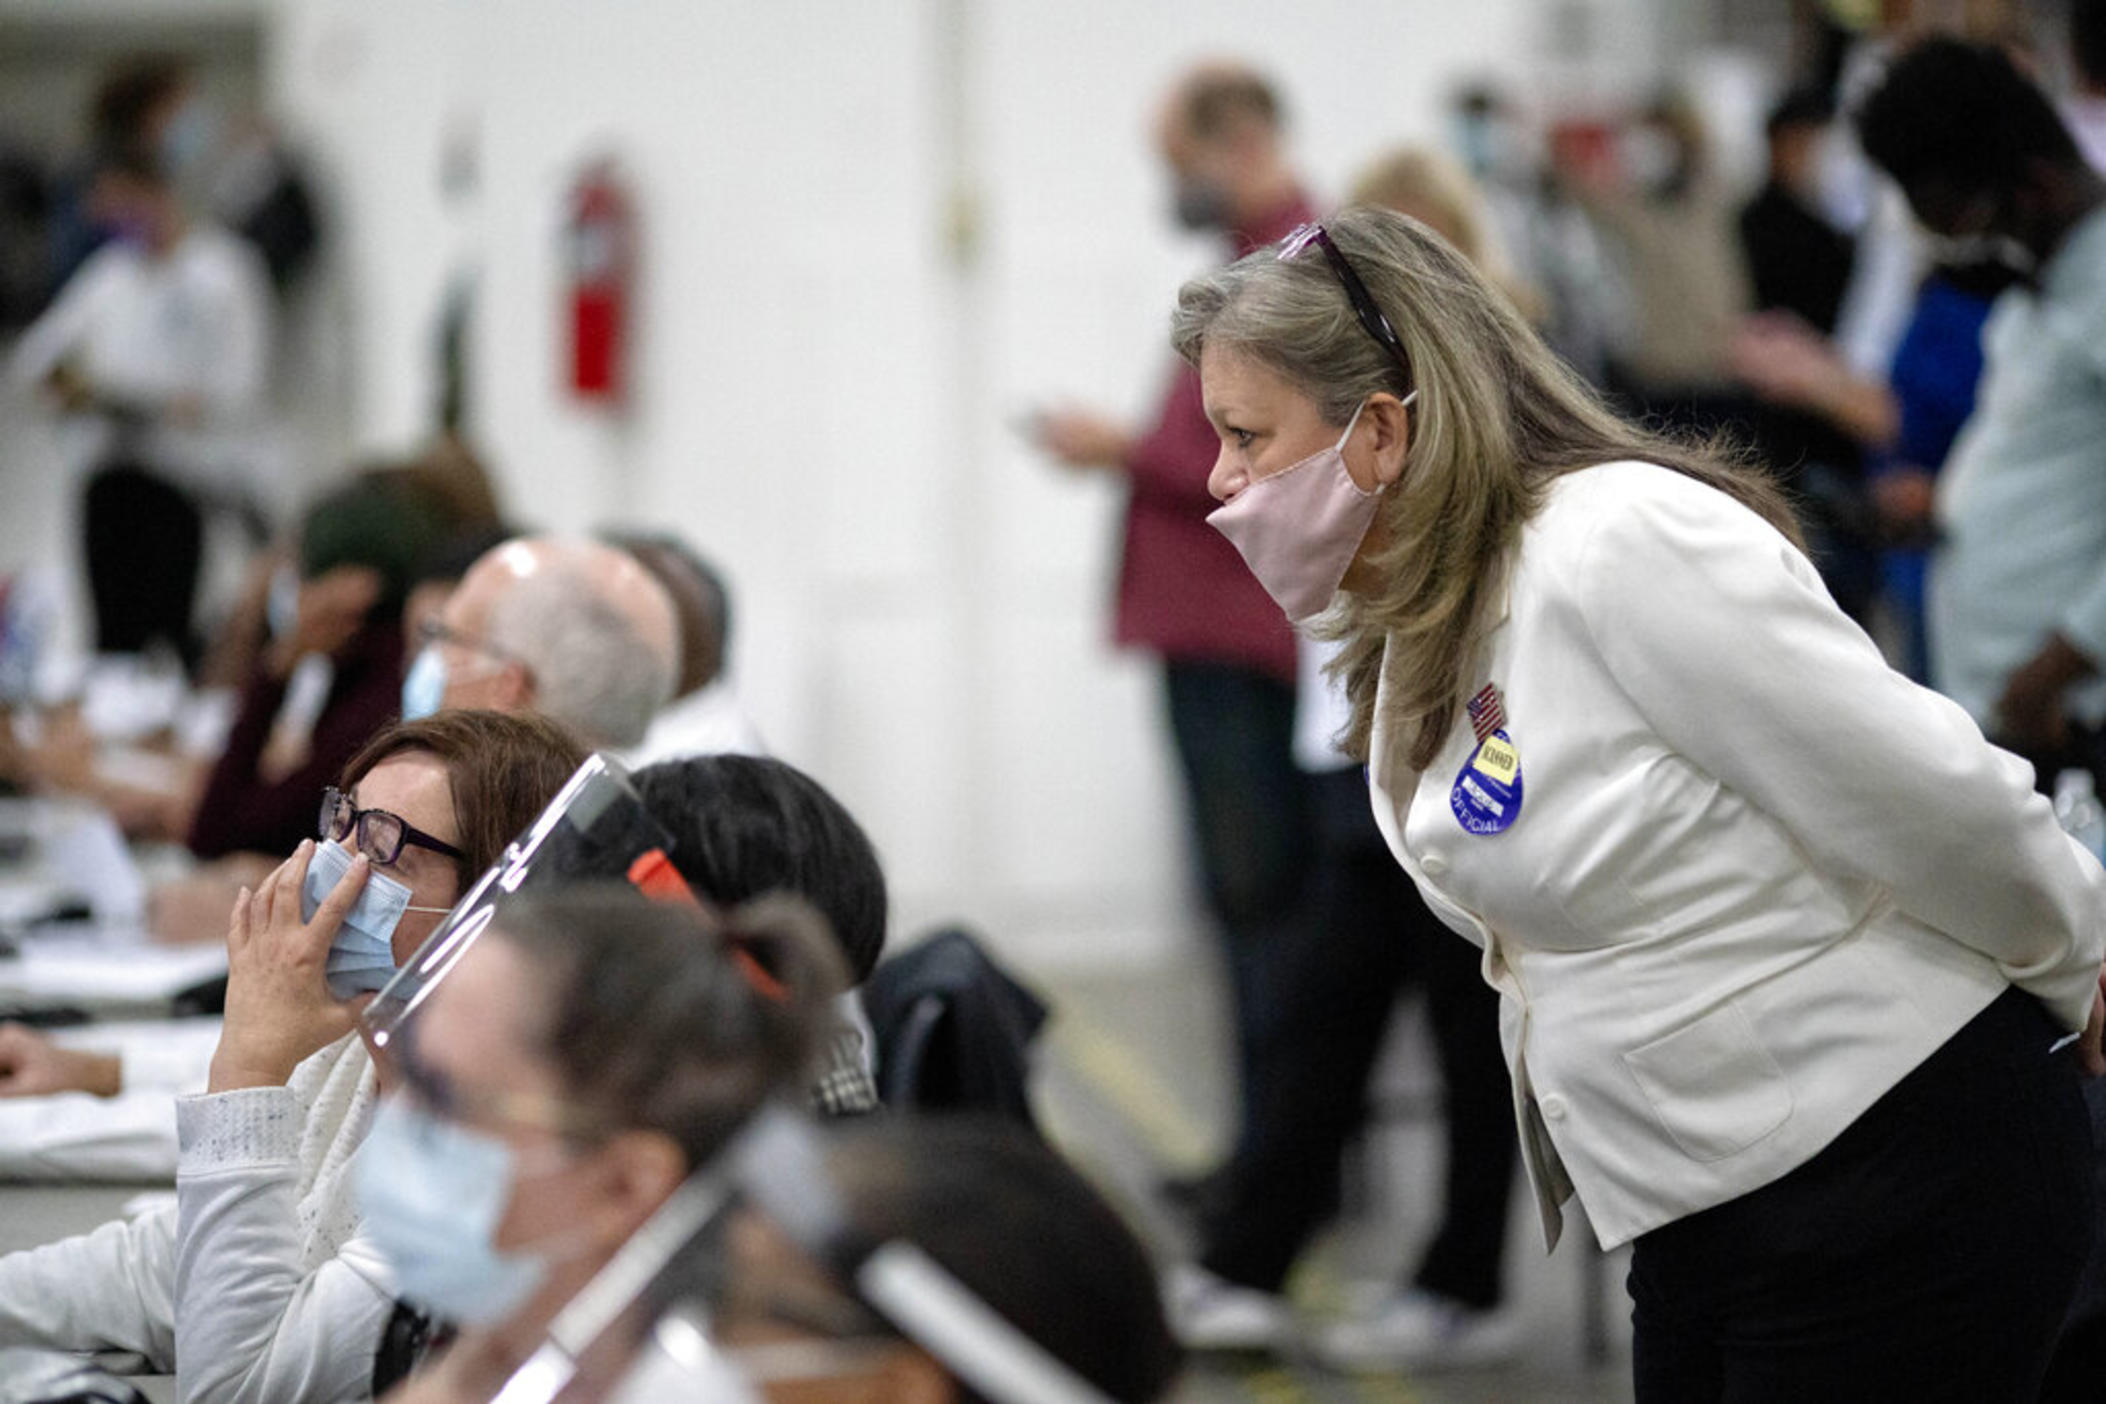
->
<box><xmin>565</xmin><ymin>160</ymin><xmax>633</xmax><ymax>404</ymax></box>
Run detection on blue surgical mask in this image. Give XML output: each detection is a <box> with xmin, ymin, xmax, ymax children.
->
<box><xmin>400</xmin><ymin>644</ymin><xmax>446</xmax><ymax>721</ymax></box>
<box><xmin>356</xmin><ymin>1097</ymin><xmax>552</xmax><ymax>1326</ymax></box>
<box><xmin>302</xmin><ymin>838</ymin><xmax>448</xmax><ymax>1000</ymax></box>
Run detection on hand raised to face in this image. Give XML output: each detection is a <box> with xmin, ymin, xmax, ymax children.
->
<box><xmin>208</xmin><ymin>839</ymin><xmax>375</xmax><ymax>1092</ymax></box>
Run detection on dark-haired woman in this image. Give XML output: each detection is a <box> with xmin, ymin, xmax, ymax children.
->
<box><xmin>0</xmin><ymin>710</ymin><xmax>584</xmax><ymax>1401</ymax></box>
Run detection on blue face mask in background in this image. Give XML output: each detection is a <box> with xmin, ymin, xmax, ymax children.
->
<box><xmin>302</xmin><ymin>838</ymin><xmax>445</xmax><ymax>1000</ymax></box>
<box><xmin>400</xmin><ymin>644</ymin><xmax>446</xmax><ymax>721</ymax></box>
<box><xmin>355</xmin><ymin>1097</ymin><xmax>559</xmax><ymax>1326</ymax></box>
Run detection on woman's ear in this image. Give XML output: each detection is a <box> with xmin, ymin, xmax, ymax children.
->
<box><xmin>493</xmin><ymin>661</ymin><xmax>536</xmax><ymax>713</ymax></box>
<box><xmin>1362</xmin><ymin>392</ymin><xmax>1414</xmax><ymax>489</ymax></box>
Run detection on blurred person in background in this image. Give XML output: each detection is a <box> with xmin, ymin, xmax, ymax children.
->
<box><xmin>10</xmin><ymin>55</ymin><xmax>275</xmax><ymax>674</ymax></box>
<box><xmin>1859</xmin><ymin>39</ymin><xmax>2106</xmax><ymax>1401</ymax></box>
<box><xmin>363</xmin><ymin>888</ymin><xmax>842</xmax><ymax>1401</ymax></box>
<box><xmin>1176</xmin><ymin>203</ymin><xmax>2103</xmax><ymax>1400</ymax></box>
<box><xmin>1562</xmin><ymin>91</ymin><xmax>1754</xmax><ymax>430</ymax></box>
<box><xmin>603</xmin><ymin>530</ymin><xmax>765</xmax><ymax>763</ymax></box>
<box><xmin>1857</xmin><ymin>38</ymin><xmax>2106</xmax><ymax>793</ymax></box>
<box><xmin>128</xmin><ymin>455</ymin><xmax>509</xmax><ymax>945</ymax></box>
<box><xmin>1166</xmin><ymin>147</ymin><xmax>1519</xmax><ymax>1371</ymax></box>
<box><xmin>1730</xmin><ymin>240</ymin><xmax>2021</xmax><ymax>683</ymax></box>
<box><xmin>1447</xmin><ymin>84</ymin><xmax>1625</xmax><ymax>387</ymax></box>
<box><xmin>9</xmin><ymin>145</ymin><xmax>271</xmax><ymax>674</ymax></box>
<box><xmin>0</xmin><ymin>712</ymin><xmax>585</xmax><ymax>1400</ymax></box>
<box><xmin>1028</xmin><ymin>61</ymin><xmax>1315</xmax><ymax>1216</ymax></box>
<box><xmin>403</xmin><ymin>536</ymin><xmax>678</xmax><ymax>752</ymax></box>
<box><xmin>1739</xmin><ymin>89</ymin><xmax>1857</xmax><ymax>337</ymax></box>
<box><xmin>185</xmin><ymin>470</ymin><xmax>453</xmax><ymax>863</ymax></box>
<box><xmin>1730</xmin><ymin>86</ymin><xmax>1881</xmax><ymax>622</ymax></box>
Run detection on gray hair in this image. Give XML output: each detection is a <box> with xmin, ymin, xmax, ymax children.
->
<box><xmin>1171</xmin><ymin>205</ymin><xmax>1800</xmax><ymax>769</ymax></box>
<box><xmin>486</xmin><ymin>560</ymin><xmax>676</xmax><ymax>749</ymax></box>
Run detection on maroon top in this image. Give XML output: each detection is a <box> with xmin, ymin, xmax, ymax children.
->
<box><xmin>1112</xmin><ymin>195</ymin><xmax>1314</xmax><ymax>683</ymax></box>
<box><xmin>187</xmin><ymin>619</ymin><xmax>406</xmax><ymax>861</ymax></box>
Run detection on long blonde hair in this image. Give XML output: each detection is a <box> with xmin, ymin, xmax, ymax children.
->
<box><xmin>1348</xmin><ymin>146</ymin><xmax>1544</xmax><ymax>325</ymax></box>
<box><xmin>1170</xmin><ymin>205</ymin><xmax>1802</xmax><ymax>769</ymax></box>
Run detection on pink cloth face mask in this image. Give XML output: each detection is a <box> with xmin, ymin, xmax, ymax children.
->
<box><xmin>1206</xmin><ymin>393</ymin><xmax>1414</xmax><ymax>623</ymax></box>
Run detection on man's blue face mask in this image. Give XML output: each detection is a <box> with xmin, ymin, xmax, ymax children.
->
<box><xmin>400</xmin><ymin>644</ymin><xmax>446</xmax><ymax>722</ymax></box>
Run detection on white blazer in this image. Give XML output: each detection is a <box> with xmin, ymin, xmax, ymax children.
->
<box><xmin>1367</xmin><ymin>461</ymin><xmax>2106</xmax><ymax>1251</ymax></box>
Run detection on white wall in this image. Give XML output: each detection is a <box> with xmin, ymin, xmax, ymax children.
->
<box><xmin>262</xmin><ymin>0</ymin><xmax>1650</xmax><ymax>971</ymax></box>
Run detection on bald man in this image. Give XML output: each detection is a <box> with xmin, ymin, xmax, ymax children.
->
<box><xmin>402</xmin><ymin>535</ymin><xmax>679</xmax><ymax>751</ymax></box>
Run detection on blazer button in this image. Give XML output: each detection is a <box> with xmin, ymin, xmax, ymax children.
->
<box><xmin>1539</xmin><ymin>1094</ymin><xmax>1570</xmax><ymax>1122</ymax></box>
<box><xmin>1421</xmin><ymin>851</ymin><xmax>1450</xmax><ymax>877</ymax></box>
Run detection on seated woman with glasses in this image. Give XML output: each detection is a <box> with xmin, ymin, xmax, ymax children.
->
<box><xmin>350</xmin><ymin>886</ymin><xmax>843</xmax><ymax>1403</ymax></box>
<box><xmin>0</xmin><ymin>709</ymin><xmax>586</xmax><ymax>1402</ymax></box>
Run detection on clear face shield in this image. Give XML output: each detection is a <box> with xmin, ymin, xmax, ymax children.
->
<box><xmin>483</xmin><ymin>1110</ymin><xmax>1121</xmax><ymax>1404</ymax></box>
<box><xmin>357</xmin><ymin>752</ymin><xmax>697</xmax><ymax>1066</ymax></box>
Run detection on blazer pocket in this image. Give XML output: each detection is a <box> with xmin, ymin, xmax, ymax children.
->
<box><xmin>1622</xmin><ymin>1003</ymin><xmax>1794</xmax><ymax>1163</ymax></box>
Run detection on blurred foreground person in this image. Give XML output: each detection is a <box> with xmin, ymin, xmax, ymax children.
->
<box><xmin>402</xmin><ymin>536</ymin><xmax>677</xmax><ymax>752</ymax></box>
<box><xmin>0</xmin><ymin>712</ymin><xmax>583</xmax><ymax>1400</ymax></box>
<box><xmin>1176</xmin><ymin>204</ymin><xmax>2104</xmax><ymax>1400</ymax></box>
<box><xmin>395</xmin><ymin>1117</ymin><xmax>1182</xmax><ymax>1404</ymax></box>
<box><xmin>360</xmin><ymin>887</ymin><xmax>841</xmax><ymax>1402</ymax></box>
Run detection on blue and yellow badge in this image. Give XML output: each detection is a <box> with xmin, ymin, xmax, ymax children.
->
<box><xmin>1451</xmin><ymin>684</ymin><xmax>1522</xmax><ymax>835</ymax></box>
<box><xmin>1451</xmin><ymin>730</ymin><xmax>1522</xmax><ymax>835</ymax></box>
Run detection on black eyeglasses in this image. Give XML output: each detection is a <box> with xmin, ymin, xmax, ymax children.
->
<box><xmin>319</xmin><ymin>786</ymin><xmax>467</xmax><ymax>867</ymax></box>
<box><xmin>1279</xmin><ymin>222</ymin><xmax>1414</xmax><ymax>386</ymax></box>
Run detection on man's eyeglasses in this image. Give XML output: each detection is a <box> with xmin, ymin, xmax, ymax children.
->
<box><xmin>384</xmin><ymin>1015</ymin><xmax>616</xmax><ymax>1143</ymax></box>
<box><xmin>417</xmin><ymin>617</ymin><xmax>524</xmax><ymax>669</ymax></box>
<box><xmin>1278</xmin><ymin>222</ymin><xmax>1414</xmax><ymax>386</ymax></box>
<box><xmin>319</xmin><ymin>786</ymin><xmax>467</xmax><ymax>867</ymax></box>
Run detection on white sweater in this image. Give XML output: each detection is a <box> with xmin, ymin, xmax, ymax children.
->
<box><xmin>0</xmin><ymin>1034</ymin><xmax>396</xmax><ymax>1402</ymax></box>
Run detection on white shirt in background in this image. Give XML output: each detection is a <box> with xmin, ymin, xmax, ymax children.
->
<box><xmin>8</xmin><ymin>225</ymin><xmax>271</xmax><ymax>498</ymax></box>
<box><xmin>619</xmin><ymin>680</ymin><xmax>767</xmax><ymax>769</ymax></box>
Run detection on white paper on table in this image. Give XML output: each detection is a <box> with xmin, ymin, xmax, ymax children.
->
<box><xmin>0</xmin><ymin>942</ymin><xmax>227</xmax><ymax>1003</ymax></box>
<box><xmin>41</xmin><ymin>806</ymin><xmax>146</xmax><ymax>926</ymax></box>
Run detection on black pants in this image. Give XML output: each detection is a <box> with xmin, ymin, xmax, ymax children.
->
<box><xmin>1161</xmin><ymin>661</ymin><xmax>1312</xmax><ymax>1164</ymax></box>
<box><xmin>1198</xmin><ymin>767</ymin><xmax>1516</xmax><ymax>1308</ymax></box>
<box><xmin>2039</xmin><ymin>1074</ymin><xmax>2106</xmax><ymax>1403</ymax></box>
<box><xmin>82</xmin><ymin>460</ymin><xmax>203</xmax><ymax>663</ymax></box>
<box><xmin>1629</xmin><ymin>986</ymin><xmax>2094</xmax><ymax>1403</ymax></box>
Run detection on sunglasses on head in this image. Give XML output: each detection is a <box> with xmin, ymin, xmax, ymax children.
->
<box><xmin>1278</xmin><ymin>221</ymin><xmax>1415</xmax><ymax>388</ymax></box>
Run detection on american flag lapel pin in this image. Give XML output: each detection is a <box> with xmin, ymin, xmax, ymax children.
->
<box><xmin>1466</xmin><ymin>683</ymin><xmax>1507</xmax><ymax>744</ymax></box>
